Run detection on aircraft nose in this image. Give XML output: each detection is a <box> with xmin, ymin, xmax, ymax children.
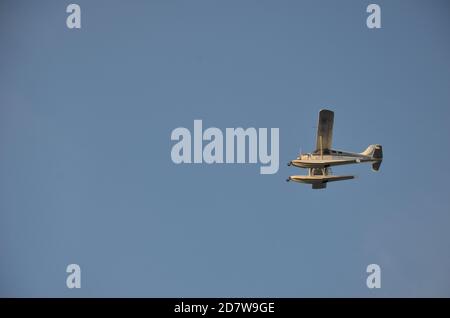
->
<box><xmin>287</xmin><ymin>161</ymin><xmax>292</xmax><ymax>166</ymax></box>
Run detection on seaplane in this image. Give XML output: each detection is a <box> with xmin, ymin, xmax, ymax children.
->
<box><xmin>287</xmin><ymin>109</ymin><xmax>383</xmax><ymax>189</ymax></box>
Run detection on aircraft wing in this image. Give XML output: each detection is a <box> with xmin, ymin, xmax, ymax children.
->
<box><xmin>315</xmin><ymin>109</ymin><xmax>334</xmax><ymax>152</ymax></box>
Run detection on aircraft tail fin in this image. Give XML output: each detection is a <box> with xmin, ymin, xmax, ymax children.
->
<box><xmin>372</xmin><ymin>161</ymin><xmax>382</xmax><ymax>171</ymax></box>
<box><xmin>361</xmin><ymin>144</ymin><xmax>383</xmax><ymax>171</ymax></box>
<box><xmin>361</xmin><ymin>144</ymin><xmax>382</xmax><ymax>158</ymax></box>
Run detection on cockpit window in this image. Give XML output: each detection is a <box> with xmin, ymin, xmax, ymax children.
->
<box><xmin>313</xmin><ymin>149</ymin><xmax>331</xmax><ymax>155</ymax></box>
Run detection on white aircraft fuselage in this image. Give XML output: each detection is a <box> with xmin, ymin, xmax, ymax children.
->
<box><xmin>289</xmin><ymin>149</ymin><xmax>380</xmax><ymax>169</ymax></box>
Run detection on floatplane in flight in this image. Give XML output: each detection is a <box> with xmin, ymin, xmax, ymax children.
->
<box><xmin>287</xmin><ymin>109</ymin><xmax>383</xmax><ymax>189</ymax></box>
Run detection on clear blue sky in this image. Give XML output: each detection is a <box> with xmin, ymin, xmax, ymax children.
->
<box><xmin>1</xmin><ymin>0</ymin><xmax>450</xmax><ymax>297</ymax></box>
